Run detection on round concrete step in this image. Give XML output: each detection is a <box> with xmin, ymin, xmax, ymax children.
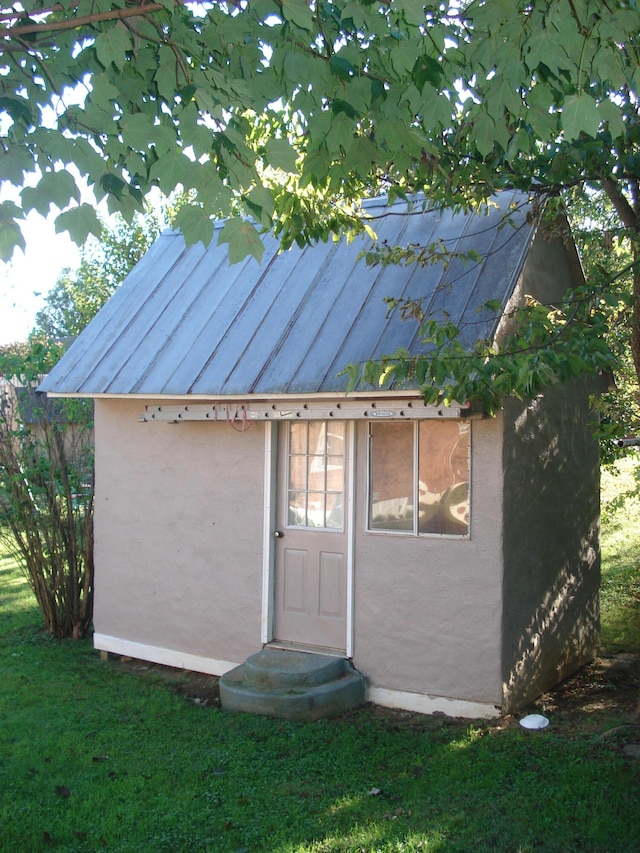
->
<box><xmin>219</xmin><ymin>653</ymin><xmax>366</xmax><ymax>721</ymax></box>
<box><xmin>243</xmin><ymin>649</ymin><xmax>346</xmax><ymax>688</ymax></box>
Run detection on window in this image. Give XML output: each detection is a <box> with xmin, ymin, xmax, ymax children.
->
<box><xmin>368</xmin><ymin>420</ymin><xmax>470</xmax><ymax>536</ymax></box>
<box><xmin>287</xmin><ymin>421</ymin><xmax>345</xmax><ymax>530</ymax></box>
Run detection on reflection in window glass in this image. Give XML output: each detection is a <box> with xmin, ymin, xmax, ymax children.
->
<box><xmin>418</xmin><ymin>421</ymin><xmax>469</xmax><ymax>535</ymax></box>
<box><xmin>368</xmin><ymin>422</ymin><xmax>414</xmax><ymax>531</ymax></box>
<box><xmin>288</xmin><ymin>422</ymin><xmax>345</xmax><ymax>529</ymax></box>
<box><xmin>369</xmin><ymin>420</ymin><xmax>470</xmax><ymax>536</ymax></box>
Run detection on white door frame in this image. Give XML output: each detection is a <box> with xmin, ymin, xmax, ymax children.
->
<box><xmin>260</xmin><ymin>420</ymin><xmax>355</xmax><ymax>657</ymax></box>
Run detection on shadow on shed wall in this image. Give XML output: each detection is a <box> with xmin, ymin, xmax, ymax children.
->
<box><xmin>501</xmin><ymin>379</ymin><xmax>601</xmax><ymax>712</ymax></box>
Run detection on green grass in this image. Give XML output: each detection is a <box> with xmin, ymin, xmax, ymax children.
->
<box><xmin>1</xmin><ymin>473</ymin><xmax>639</xmax><ymax>853</ymax></box>
<box><xmin>601</xmin><ymin>455</ymin><xmax>640</xmax><ymax>654</ymax></box>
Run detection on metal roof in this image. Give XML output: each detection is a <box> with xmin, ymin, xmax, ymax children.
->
<box><xmin>40</xmin><ymin>191</ymin><xmax>537</xmax><ymax>398</ymax></box>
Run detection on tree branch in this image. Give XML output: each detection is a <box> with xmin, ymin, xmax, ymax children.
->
<box><xmin>0</xmin><ymin>2</ymin><xmax>176</xmax><ymax>41</ymax></box>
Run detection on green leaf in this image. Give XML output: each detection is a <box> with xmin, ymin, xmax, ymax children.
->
<box><xmin>0</xmin><ymin>201</ymin><xmax>26</xmax><ymax>261</ymax></box>
<box><xmin>95</xmin><ymin>25</ymin><xmax>133</xmax><ymax>71</ymax></box>
<box><xmin>155</xmin><ymin>48</ymin><xmax>179</xmax><ymax>103</ymax></box>
<box><xmin>486</xmin><ymin>75</ymin><xmax>522</xmax><ymax>122</ymax></box>
<box><xmin>173</xmin><ymin>205</ymin><xmax>214</xmax><ymax>249</ymax></box>
<box><xmin>562</xmin><ymin>95</ymin><xmax>601</xmax><ymax>140</ymax></box>
<box><xmin>523</xmin><ymin>29</ymin><xmax>565</xmax><ymax>75</ymax></box>
<box><xmin>54</xmin><ymin>204</ymin><xmax>102</xmax><ymax>247</ymax></box>
<box><xmin>264</xmin><ymin>138</ymin><xmax>299</xmax><ymax>173</ymax></box>
<box><xmin>119</xmin><ymin>113</ymin><xmax>155</xmax><ymax>150</ymax></box>
<box><xmin>597</xmin><ymin>99</ymin><xmax>626</xmax><ymax>140</ymax></box>
<box><xmin>149</xmin><ymin>152</ymin><xmax>198</xmax><ymax>194</ymax></box>
<box><xmin>21</xmin><ymin>170</ymin><xmax>80</xmax><ymax>216</ymax></box>
<box><xmin>340</xmin><ymin>362</ymin><xmax>361</xmax><ymax>393</ymax></box>
<box><xmin>0</xmin><ymin>95</ymin><xmax>34</xmax><ymax>128</ymax></box>
<box><xmin>89</xmin><ymin>73</ymin><xmax>121</xmax><ymax>106</ymax></box>
<box><xmin>395</xmin><ymin>0</ymin><xmax>427</xmax><ymax>27</ymax></box>
<box><xmin>332</xmin><ymin>98</ymin><xmax>360</xmax><ymax>120</ymax></box>
<box><xmin>471</xmin><ymin>111</ymin><xmax>499</xmax><ymax>158</ymax></box>
<box><xmin>411</xmin><ymin>56</ymin><xmax>442</xmax><ymax>91</ymax></box>
<box><xmin>329</xmin><ymin>55</ymin><xmax>356</xmax><ymax>80</ymax></box>
<box><xmin>99</xmin><ymin>173</ymin><xmax>126</xmax><ymax>200</ymax></box>
<box><xmin>326</xmin><ymin>114</ymin><xmax>355</xmax><ymax>155</ymax></box>
<box><xmin>217</xmin><ymin>218</ymin><xmax>265</xmax><ymax>264</ymax></box>
<box><xmin>302</xmin><ymin>147</ymin><xmax>331</xmax><ymax>182</ymax></box>
<box><xmin>246</xmin><ymin>185</ymin><xmax>275</xmax><ymax>225</ymax></box>
<box><xmin>281</xmin><ymin>0</ymin><xmax>314</xmax><ymax>30</ymax></box>
<box><xmin>390</xmin><ymin>40</ymin><xmax>420</xmax><ymax>77</ymax></box>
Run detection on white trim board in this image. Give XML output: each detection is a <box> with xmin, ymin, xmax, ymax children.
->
<box><xmin>367</xmin><ymin>686</ymin><xmax>501</xmax><ymax>720</ymax></box>
<box><xmin>94</xmin><ymin>634</ymin><xmax>503</xmax><ymax>720</ymax></box>
<box><xmin>93</xmin><ymin>634</ymin><xmax>238</xmax><ymax>677</ymax></box>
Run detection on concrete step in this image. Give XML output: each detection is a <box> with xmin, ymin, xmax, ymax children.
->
<box><xmin>219</xmin><ymin>649</ymin><xmax>366</xmax><ymax>721</ymax></box>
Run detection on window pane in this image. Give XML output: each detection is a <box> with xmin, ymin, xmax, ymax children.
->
<box><xmin>287</xmin><ymin>421</ymin><xmax>345</xmax><ymax>531</ymax></box>
<box><xmin>418</xmin><ymin>421</ymin><xmax>469</xmax><ymax>535</ymax></box>
<box><xmin>288</xmin><ymin>491</ymin><xmax>307</xmax><ymax>526</ymax></box>
<box><xmin>308</xmin><ymin>421</ymin><xmax>326</xmax><ymax>455</ymax></box>
<box><xmin>369</xmin><ymin>422</ymin><xmax>414</xmax><ymax>531</ymax></box>
<box><xmin>290</xmin><ymin>422</ymin><xmax>308</xmax><ymax>455</ymax></box>
<box><xmin>288</xmin><ymin>454</ymin><xmax>307</xmax><ymax>492</ymax></box>
<box><xmin>306</xmin><ymin>491</ymin><xmax>326</xmax><ymax>527</ymax></box>
<box><xmin>325</xmin><ymin>491</ymin><xmax>344</xmax><ymax>529</ymax></box>
<box><xmin>326</xmin><ymin>422</ymin><xmax>346</xmax><ymax>457</ymax></box>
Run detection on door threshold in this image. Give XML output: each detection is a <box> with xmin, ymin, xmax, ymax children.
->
<box><xmin>266</xmin><ymin>640</ymin><xmax>347</xmax><ymax>658</ymax></box>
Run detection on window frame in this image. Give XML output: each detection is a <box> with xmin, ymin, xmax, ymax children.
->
<box><xmin>366</xmin><ymin>419</ymin><xmax>471</xmax><ymax>539</ymax></box>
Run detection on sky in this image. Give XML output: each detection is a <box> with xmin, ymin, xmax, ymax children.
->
<box><xmin>0</xmin><ymin>210</ymin><xmax>81</xmax><ymax>345</ymax></box>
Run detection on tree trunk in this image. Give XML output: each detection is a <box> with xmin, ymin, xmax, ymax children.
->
<box><xmin>632</xmin><ymin>247</ymin><xmax>640</xmax><ymax>388</ymax></box>
<box><xmin>601</xmin><ymin>177</ymin><xmax>640</xmax><ymax>390</ymax></box>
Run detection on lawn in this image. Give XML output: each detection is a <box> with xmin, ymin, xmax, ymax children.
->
<box><xmin>0</xmin><ymin>461</ymin><xmax>638</xmax><ymax>853</ymax></box>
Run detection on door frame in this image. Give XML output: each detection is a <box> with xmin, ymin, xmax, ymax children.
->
<box><xmin>260</xmin><ymin>420</ymin><xmax>356</xmax><ymax>657</ymax></box>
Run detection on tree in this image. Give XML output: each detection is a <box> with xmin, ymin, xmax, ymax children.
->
<box><xmin>0</xmin><ymin>339</ymin><xmax>94</xmax><ymax>639</ymax></box>
<box><xmin>569</xmin><ymin>186</ymin><xmax>639</xmax><ymax>456</ymax></box>
<box><xmin>0</xmin><ymin>211</ymin><xmax>164</xmax><ymax>638</ymax></box>
<box><xmin>1</xmin><ymin>1</ymin><xmax>638</xmax><ymax>406</ymax></box>
<box><xmin>33</xmin><ymin>208</ymin><xmax>165</xmax><ymax>338</ymax></box>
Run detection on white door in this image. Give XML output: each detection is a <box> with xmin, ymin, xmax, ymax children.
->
<box><xmin>273</xmin><ymin>421</ymin><xmax>349</xmax><ymax>652</ymax></box>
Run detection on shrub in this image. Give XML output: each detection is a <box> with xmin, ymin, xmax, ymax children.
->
<box><xmin>0</xmin><ymin>339</ymin><xmax>94</xmax><ymax>638</ymax></box>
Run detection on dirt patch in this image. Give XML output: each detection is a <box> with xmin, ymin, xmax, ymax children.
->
<box><xmin>110</xmin><ymin>656</ymin><xmax>222</xmax><ymax>708</ymax></box>
<box><xmin>514</xmin><ymin>653</ymin><xmax>640</xmax><ymax>753</ymax></box>
<box><xmin>360</xmin><ymin>654</ymin><xmax>640</xmax><ymax>759</ymax></box>
<box><xmin>110</xmin><ymin>652</ymin><xmax>640</xmax><ymax>750</ymax></box>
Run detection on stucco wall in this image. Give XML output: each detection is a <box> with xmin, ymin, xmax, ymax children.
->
<box><xmin>351</xmin><ymin>417</ymin><xmax>505</xmax><ymax>706</ymax></box>
<box><xmin>93</xmin><ymin>399</ymin><xmax>265</xmax><ymax>666</ymax></box>
<box><xmin>501</xmin><ymin>382</ymin><xmax>600</xmax><ymax>711</ymax></box>
<box><xmin>498</xmin><ymin>221</ymin><xmax>600</xmax><ymax>711</ymax></box>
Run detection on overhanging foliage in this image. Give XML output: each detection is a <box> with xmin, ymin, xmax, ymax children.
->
<box><xmin>1</xmin><ymin>1</ymin><xmax>637</xmax><ymax>258</ymax></box>
<box><xmin>1</xmin><ymin>1</ymin><xmax>638</xmax><ymax>419</ymax></box>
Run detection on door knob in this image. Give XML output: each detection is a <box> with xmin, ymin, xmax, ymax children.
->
<box><xmin>274</xmin><ymin>530</ymin><xmax>284</xmax><ymax>538</ymax></box>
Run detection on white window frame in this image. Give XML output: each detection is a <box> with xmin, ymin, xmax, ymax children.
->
<box><xmin>366</xmin><ymin>419</ymin><xmax>471</xmax><ymax>539</ymax></box>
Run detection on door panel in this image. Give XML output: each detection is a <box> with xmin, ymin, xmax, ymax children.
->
<box><xmin>318</xmin><ymin>552</ymin><xmax>344</xmax><ymax>617</ymax></box>
<box><xmin>281</xmin><ymin>549</ymin><xmax>306</xmax><ymax>612</ymax></box>
<box><xmin>274</xmin><ymin>421</ymin><xmax>349</xmax><ymax>651</ymax></box>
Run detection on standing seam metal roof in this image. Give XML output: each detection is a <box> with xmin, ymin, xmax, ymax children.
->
<box><xmin>40</xmin><ymin>191</ymin><xmax>536</xmax><ymax>398</ymax></box>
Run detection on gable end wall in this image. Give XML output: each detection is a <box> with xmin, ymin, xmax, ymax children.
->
<box><xmin>500</xmin><ymin>223</ymin><xmax>600</xmax><ymax>712</ymax></box>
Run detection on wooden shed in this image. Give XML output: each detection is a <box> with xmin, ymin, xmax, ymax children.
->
<box><xmin>40</xmin><ymin>192</ymin><xmax>600</xmax><ymax>718</ymax></box>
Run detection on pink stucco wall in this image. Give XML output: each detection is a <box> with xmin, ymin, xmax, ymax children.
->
<box><xmin>93</xmin><ymin>398</ymin><xmax>265</xmax><ymax>665</ymax></box>
<box><xmin>93</xmin><ymin>391</ymin><xmax>598</xmax><ymax>714</ymax></box>
<box><xmin>93</xmin><ymin>399</ymin><xmax>506</xmax><ymax>708</ymax></box>
<box><xmin>352</xmin><ymin>418</ymin><xmax>505</xmax><ymax>705</ymax></box>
